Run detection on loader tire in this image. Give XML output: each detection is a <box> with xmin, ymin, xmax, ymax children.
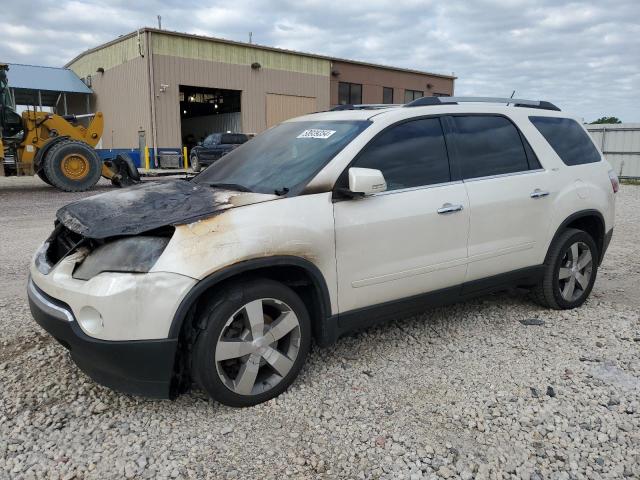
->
<box><xmin>43</xmin><ymin>139</ymin><xmax>102</xmax><ymax>192</ymax></box>
<box><xmin>36</xmin><ymin>169</ymin><xmax>53</xmax><ymax>186</ymax></box>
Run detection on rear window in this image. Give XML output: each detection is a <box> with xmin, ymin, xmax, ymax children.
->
<box><xmin>221</xmin><ymin>133</ymin><xmax>248</xmax><ymax>145</ymax></box>
<box><xmin>529</xmin><ymin>117</ymin><xmax>601</xmax><ymax>166</ymax></box>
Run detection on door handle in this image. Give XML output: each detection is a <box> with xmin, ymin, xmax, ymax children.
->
<box><xmin>530</xmin><ymin>189</ymin><xmax>550</xmax><ymax>199</ymax></box>
<box><xmin>437</xmin><ymin>203</ymin><xmax>464</xmax><ymax>214</ymax></box>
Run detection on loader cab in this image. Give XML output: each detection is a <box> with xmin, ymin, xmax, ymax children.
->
<box><xmin>0</xmin><ymin>105</ymin><xmax>24</xmax><ymax>140</ymax></box>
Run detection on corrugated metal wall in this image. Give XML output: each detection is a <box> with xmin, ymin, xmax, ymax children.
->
<box><xmin>151</xmin><ymin>33</ymin><xmax>329</xmax><ymax>76</ymax></box>
<box><xmin>587</xmin><ymin>123</ymin><xmax>640</xmax><ymax>178</ymax></box>
<box><xmin>152</xmin><ymin>55</ymin><xmax>330</xmax><ymax>146</ymax></box>
<box><xmin>70</xmin><ymin>35</ymin><xmax>141</xmax><ymax>79</ymax></box>
<box><xmin>68</xmin><ymin>35</ymin><xmax>150</xmax><ymax>149</ymax></box>
<box><xmin>266</xmin><ymin>94</ymin><xmax>317</xmax><ymax>128</ymax></box>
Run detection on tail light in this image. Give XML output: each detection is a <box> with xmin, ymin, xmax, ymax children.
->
<box><xmin>608</xmin><ymin>169</ymin><xmax>619</xmax><ymax>193</ymax></box>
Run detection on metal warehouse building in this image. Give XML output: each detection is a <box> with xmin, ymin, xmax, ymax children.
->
<box><xmin>65</xmin><ymin>28</ymin><xmax>455</xmax><ymax>164</ymax></box>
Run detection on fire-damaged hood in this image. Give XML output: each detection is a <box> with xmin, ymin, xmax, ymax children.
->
<box><xmin>56</xmin><ymin>180</ymin><xmax>278</xmax><ymax>239</ymax></box>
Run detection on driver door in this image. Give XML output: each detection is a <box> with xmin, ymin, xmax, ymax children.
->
<box><xmin>333</xmin><ymin>117</ymin><xmax>469</xmax><ymax>314</ymax></box>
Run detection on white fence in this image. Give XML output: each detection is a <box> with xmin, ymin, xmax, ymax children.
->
<box><xmin>587</xmin><ymin>123</ymin><xmax>640</xmax><ymax>179</ymax></box>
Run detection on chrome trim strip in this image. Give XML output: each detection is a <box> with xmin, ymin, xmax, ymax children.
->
<box><xmin>27</xmin><ymin>279</ymin><xmax>74</xmax><ymax>323</ymax></box>
<box><xmin>372</xmin><ymin>180</ymin><xmax>463</xmax><ymax>197</ymax></box>
<box><xmin>463</xmin><ymin>169</ymin><xmax>545</xmax><ymax>183</ymax></box>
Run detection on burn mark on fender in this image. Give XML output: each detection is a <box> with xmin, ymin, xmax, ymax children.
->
<box><xmin>56</xmin><ymin>181</ymin><xmax>275</xmax><ymax>239</ymax></box>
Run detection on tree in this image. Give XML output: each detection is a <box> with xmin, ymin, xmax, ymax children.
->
<box><xmin>591</xmin><ymin>116</ymin><xmax>622</xmax><ymax>124</ymax></box>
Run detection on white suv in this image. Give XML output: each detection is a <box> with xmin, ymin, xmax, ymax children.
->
<box><xmin>28</xmin><ymin>97</ymin><xmax>618</xmax><ymax>407</ymax></box>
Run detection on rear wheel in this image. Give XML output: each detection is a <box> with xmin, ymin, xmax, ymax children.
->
<box><xmin>43</xmin><ymin>139</ymin><xmax>102</xmax><ymax>192</ymax></box>
<box><xmin>533</xmin><ymin>228</ymin><xmax>598</xmax><ymax>309</ymax></box>
<box><xmin>192</xmin><ymin>279</ymin><xmax>311</xmax><ymax>407</ymax></box>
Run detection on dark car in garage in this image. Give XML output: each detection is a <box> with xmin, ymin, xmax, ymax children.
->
<box><xmin>189</xmin><ymin>133</ymin><xmax>249</xmax><ymax>172</ymax></box>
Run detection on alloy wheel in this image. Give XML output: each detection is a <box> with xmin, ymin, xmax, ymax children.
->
<box><xmin>214</xmin><ymin>298</ymin><xmax>301</xmax><ymax>396</ymax></box>
<box><xmin>558</xmin><ymin>241</ymin><xmax>593</xmax><ymax>302</ymax></box>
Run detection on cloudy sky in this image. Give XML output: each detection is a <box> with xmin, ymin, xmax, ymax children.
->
<box><xmin>2</xmin><ymin>0</ymin><xmax>639</xmax><ymax>121</ymax></box>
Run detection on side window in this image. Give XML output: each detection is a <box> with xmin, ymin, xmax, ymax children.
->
<box><xmin>203</xmin><ymin>134</ymin><xmax>219</xmax><ymax>147</ymax></box>
<box><xmin>352</xmin><ymin>118</ymin><xmax>450</xmax><ymax>190</ymax></box>
<box><xmin>529</xmin><ymin>116</ymin><xmax>601</xmax><ymax>166</ymax></box>
<box><xmin>450</xmin><ymin>116</ymin><xmax>530</xmax><ymax>179</ymax></box>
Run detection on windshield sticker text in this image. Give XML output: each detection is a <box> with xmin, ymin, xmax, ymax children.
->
<box><xmin>297</xmin><ymin>129</ymin><xmax>336</xmax><ymax>139</ymax></box>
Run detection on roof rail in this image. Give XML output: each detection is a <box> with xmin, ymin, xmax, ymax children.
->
<box><xmin>331</xmin><ymin>104</ymin><xmax>401</xmax><ymax>111</ymax></box>
<box><xmin>404</xmin><ymin>96</ymin><xmax>561</xmax><ymax>111</ymax></box>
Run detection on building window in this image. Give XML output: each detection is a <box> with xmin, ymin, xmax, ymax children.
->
<box><xmin>338</xmin><ymin>82</ymin><xmax>363</xmax><ymax>105</ymax></box>
<box><xmin>433</xmin><ymin>93</ymin><xmax>450</xmax><ymax>97</ymax></box>
<box><xmin>404</xmin><ymin>89</ymin><xmax>423</xmax><ymax>103</ymax></box>
<box><xmin>383</xmin><ymin>87</ymin><xmax>394</xmax><ymax>104</ymax></box>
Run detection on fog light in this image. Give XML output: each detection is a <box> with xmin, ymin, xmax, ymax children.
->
<box><xmin>78</xmin><ymin>306</ymin><xmax>103</xmax><ymax>335</ymax></box>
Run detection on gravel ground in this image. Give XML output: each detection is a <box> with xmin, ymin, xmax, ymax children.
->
<box><xmin>0</xmin><ymin>177</ymin><xmax>639</xmax><ymax>480</ymax></box>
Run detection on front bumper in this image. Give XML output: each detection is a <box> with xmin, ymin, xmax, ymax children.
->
<box><xmin>28</xmin><ymin>279</ymin><xmax>177</xmax><ymax>398</ymax></box>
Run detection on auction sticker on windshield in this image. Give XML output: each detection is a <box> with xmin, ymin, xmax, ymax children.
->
<box><xmin>297</xmin><ymin>129</ymin><xmax>336</xmax><ymax>139</ymax></box>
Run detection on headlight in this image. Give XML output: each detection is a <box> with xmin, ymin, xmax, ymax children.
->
<box><xmin>73</xmin><ymin>236</ymin><xmax>170</xmax><ymax>281</ymax></box>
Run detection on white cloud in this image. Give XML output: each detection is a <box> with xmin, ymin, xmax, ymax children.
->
<box><xmin>1</xmin><ymin>0</ymin><xmax>638</xmax><ymax>121</ymax></box>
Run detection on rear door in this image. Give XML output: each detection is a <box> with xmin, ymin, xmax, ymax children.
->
<box><xmin>333</xmin><ymin>117</ymin><xmax>469</xmax><ymax>313</ymax></box>
<box><xmin>446</xmin><ymin>115</ymin><xmax>553</xmax><ymax>282</ymax></box>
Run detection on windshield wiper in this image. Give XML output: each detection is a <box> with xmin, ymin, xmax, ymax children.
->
<box><xmin>274</xmin><ymin>187</ymin><xmax>290</xmax><ymax>196</ymax></box>
<box><xmin>207</xmin><ymin>182</ymin><xmax>253</xmax><ymax>193</ymax></box>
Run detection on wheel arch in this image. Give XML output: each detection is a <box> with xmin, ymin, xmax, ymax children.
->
<box><xmin>33</xmin><ymin>135</ymin><xmax>70</xmax><ymax>171</ymax></box>
<box><xmin>168</xmin><ymin>256</ymin><xmax>332</xmax><ymax>341</ymax></box>
<box><xmin>545</xmin><ymin>209</ymin><xmax>606</xmax><ymax>265</ymax></box>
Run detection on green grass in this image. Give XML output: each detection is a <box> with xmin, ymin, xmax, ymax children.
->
<box><xmin>620</xmin><ymin>178</ymin><xmax>640</xmax><ymax>186</ymax></box>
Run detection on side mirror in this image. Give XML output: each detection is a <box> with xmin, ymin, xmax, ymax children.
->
<box><xmin>348</xmin><ymin>167</ymin><xmax>387</xmax><ymax>196</ymax></box>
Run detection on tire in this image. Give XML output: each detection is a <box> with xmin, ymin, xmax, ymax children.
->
<box><xmin>190</xmin><ymin>153</ymin><xmax>201</xmax><ymax>173</ymax></box>
<box><xmin>36</xmin><ymin>169</ymin><xmax>52</xmax><ymax>186</ymax></box>
<box><xmin>192</xmin><ymin>278</ymin><xmax>311</xmax><ymax>407</ymax></box>
<box><xmin>533</xmin><ymin>228</ymin><xmax>599</xmax><ymax>309</ymax></box>
<box><xmin>43</xmin><ymin>139</ymin><xmax>102</xmax><ymax>192</ymax></box>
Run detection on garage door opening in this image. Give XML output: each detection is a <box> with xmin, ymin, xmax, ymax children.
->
<box><xmin>180</xmin><ymin>85</ymin><xmax>242</xmax><ymax>151</ymax></box>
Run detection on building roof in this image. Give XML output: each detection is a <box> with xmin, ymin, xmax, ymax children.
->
<box><xmin>66</xmin><ymin>27</ymin><xmax>457</xmax><ymax>80</ymax></box>
<box><xmin>6</xmin><ymin>63</ymin><xmax>92</xmax><ymax>94</ymax></box>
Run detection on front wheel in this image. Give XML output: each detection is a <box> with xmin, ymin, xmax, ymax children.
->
<box><xmin>43</xmin><ymin>139</ymin><xmax>102</xmax><ymax>192</ymax></box>
<box><xmin>192</xmin><ymin>279</ymin><xmax>311</xmax><ymax>407</ymax></box>
<box><xmin>190</xmin><ymin>153</ymin><xmax>201</xmax><ymax>173</ymax></box>
<box><xmin>533</xmin><ymin>228</ymin><xmax>598</xmax><ymax>309</ymax></box>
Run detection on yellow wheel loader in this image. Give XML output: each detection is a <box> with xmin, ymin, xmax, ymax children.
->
<box><xmin>0</xmin><ymin>63</ymin><xmax>139</xmax><ymax>192</ymax></box>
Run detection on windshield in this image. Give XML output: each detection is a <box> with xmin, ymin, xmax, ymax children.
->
<box><xmin>194</xmin><ymin>120</ymin><xmax>370</xmax><ymax>194</ymax></box>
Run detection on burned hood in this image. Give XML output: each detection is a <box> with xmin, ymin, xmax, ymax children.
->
<box><xmin>56</xmin><ymin>180</ymin><xmax>277</xmax><ymax>239</ymax></box>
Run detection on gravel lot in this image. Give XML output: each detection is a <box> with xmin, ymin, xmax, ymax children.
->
<box><xmin>1</xmin><ymin>177</ymin><xmax>639</xmax><ymax>480</ymax></box>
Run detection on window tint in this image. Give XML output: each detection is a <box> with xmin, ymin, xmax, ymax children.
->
<box><xmin>383</xmin><ymin>87</ymin><xmax>394</xmax><ymax>104</ymax></box>
<box><xmin>451</xmin><ymin>116</ymin><xmax>530</xmax><ymax>179</ymax></box>
<box><xmin>530</xmin><ymin>116</ymin><xmax>601</xmax><ymax>166</ymax></box>
<box><xmin>522</xmin><ymin>135</ymin><xmax>542</xmax><ymax>169</ymax></box>
<box><xmin>353</xmin><ymin>118</ymin><xmax>450</xmax><ymax>190</ymax></box>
